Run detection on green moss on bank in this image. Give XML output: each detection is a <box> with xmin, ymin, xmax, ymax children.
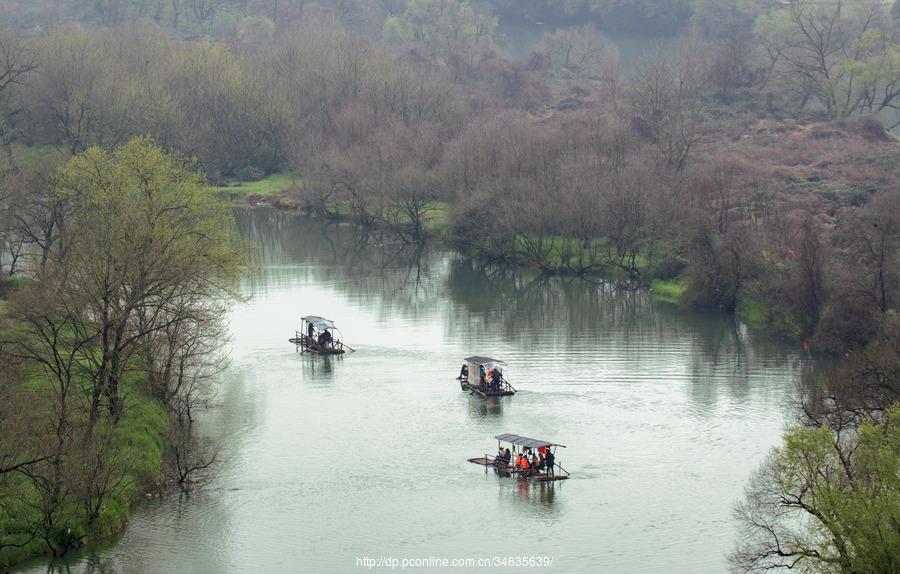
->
<box><xmin>651</xmin><ymin>278</ymin><xmax>688</xmax><ymax>303</ymax></box>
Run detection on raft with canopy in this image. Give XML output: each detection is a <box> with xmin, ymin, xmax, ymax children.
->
<box><xmin>468</xmin><ymin>433</ymin><xmax>569</xmax><ymax>482</ymax></box>
<box><xmin>289</xmin><ymin>315</ymin><xmax>351</xmax><ymax>355</ymax></box>
<box><xmin>458</xmin><ymin>355</ymin><xmax>516</xmax><ymax>397</ymax></box>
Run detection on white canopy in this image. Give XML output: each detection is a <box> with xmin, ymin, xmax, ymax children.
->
<box><xmin>302</xmin><ymin>316</ymin><xmax>336</xmax><ymax>331</ymax></box>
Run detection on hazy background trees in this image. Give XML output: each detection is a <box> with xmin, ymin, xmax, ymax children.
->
<box><xmin>0</xmin><ymin>0</ymin><xmax>897</xmax><ymax>349</ymax></box>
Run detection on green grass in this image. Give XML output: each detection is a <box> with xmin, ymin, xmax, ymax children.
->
<box><xmin>6</xmin><ymin>276</ymin><xmax>30</xmax><ymax>289</ymax></box>
<box><xmin>423</xmin><ymin>201</ymin><xmax>450</xmax><ymax>234</ymax></box>
<box><xmin>508</xmin><ymin>234</ymin><xmax>655</xmax><ymax>277</ymax></box>
<box><xmin>736</xmin><ymin>296</ymin><xmax>766</xmax><ymax>327</ymax></box>
<box><xmin>214</xmin><ymin>173</ymin><xmax>299</xmax><ymax>198</ymax></box>
<box><xmin>651</xmin><ymin>278</ymin><xmax>688</xmax><ymax>303</ymax></box>
<box><xmin>0</xmin><ymin>373</ymin><xmax>168</xmax><ymax>568</ymax></box>
<box><xmin>1</xmin><ymin>276</ymin><xmax>30</xmax><ymax>308</ymax></box>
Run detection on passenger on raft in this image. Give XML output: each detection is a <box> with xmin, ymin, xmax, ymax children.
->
<box><xmin>516</xmin><ymin>452</ymin><xmax>530</xmax><ymax>471</ymax></box>
<box><xmin>479</xmin><ymin>364</ymin><xmax>487</xmax><ymax>386</ymax></box>
<box><xmin>490</xmin><ymin>368</ymin><xmax>502</xmax><ymax>391</ymax></box>
<box><xmin>545</xmin><ymin>449</ymin><xmax>555</xmax><ymax>477</ymax></box>
<box><xmin>495</xmin><ymin>446</ymin><xmax>511</xmax><ymax>467</ymax></box>
<box><xmin>458</xmin><ymin>363</ymin><xmax>468</xmax><ymax>381</ymax></box>
<box><xmin>307</xmin><ymin>321</ymin><xmax>314</xmax><ymax>340</ymax></box>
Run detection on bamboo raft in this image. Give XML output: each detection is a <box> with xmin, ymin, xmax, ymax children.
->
<box><xmin>460</xmin><ymin>380</ymin><xmax>516</xmax><ymax>397</ymax></box>
<box><xmin>289</xmin><ymin>334</ymin><xmax>347</xmax><ymax>355</ymax></box>
<box><xmin>467</xmin><ymin>454</ymin><xmax>569</xmax><ymax>482</ymax></box>
<box><xmin>458</xmin><ymin>355</ymin><xmax>517</xmax><ymax>397</ymax></box>
<box><xmin>292</xmin><ymin>315</ymin><xmax>352</xmax><ymax>356</ymax></box>
<box><xmin>468</xmin><ymin>434</ymin><xmax>570</xmax><ymax>482</ymax></box>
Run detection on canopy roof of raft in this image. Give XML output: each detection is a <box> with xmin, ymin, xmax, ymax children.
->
<box><xmin>302</xmin><ymin>316</ymin><xmax>336</xmax><ymax>330</ymax></box>
<box><xmin>465</xmin><ymin>356</ymin><xmax>507</xmax><ymax>366</ymax></box>
<box><xmin>495</xmin><ymin>434</ymin><xmax>566</xmax><ymax>449</ymax></box>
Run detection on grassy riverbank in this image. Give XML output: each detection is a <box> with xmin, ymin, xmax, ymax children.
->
<box><xmin>0</xmin><ymin>375</ymin><xmax>168</xmax><ymax>569</ymax></box>
<box><xmin>650</xmin><ymin>278</ymin><xmax>688</xmax><ymax>303</ymax></box>
<box><xmin>215</xmin><ymin>172</ymin><xmax>811</xmax><ymax>343</ymax></box>
<box><xmin>220</xmin><ymin>180</ymin><xmax>712</xmax><ymax>308</ymax></box>
<box><xmin>213</xmin><ymin>173</ymin><xmax>300</xmax><ymax>203</ymax></box>
<box><xmin>1</xmin><ymin>139</ymin><xmax>242</xmax><ymax>571</ymax></box>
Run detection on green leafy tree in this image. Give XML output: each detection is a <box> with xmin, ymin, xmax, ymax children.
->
<box><xmin>52</xmin><ymin>136</ymin><xmax>243</xmax><ymax>425</ymax></box>
<box><xmin>733</xmin><ymin>405</ymin><xmax>900</xmax><ymax>573</ymax></box>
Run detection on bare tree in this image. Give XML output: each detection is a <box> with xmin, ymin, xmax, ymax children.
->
<box><xmin>2</xmin><ymin>165</ymin><xmax>70</xmax><ymax>273</ymax></box>
<box><xmin>140</xmin><ymin>297</ymin><xmax>229</xmax><ymax>423</ymax></box>
<box><xmin>165</xmin><ymin>422</ymin><xmax>219</xmax><ymax>493</ymax></box>
<box><xmin>631</xmin><ymin>45</ymin><xmax>708</xmax><ymax>172</ymax></box>
<box><xmin>536</xmin><ymin>24</ymin><xmax>620</xmax><ymax>82</ymax></box>
<box><xmin>0</xmin><ymin>28</ymin><xmax>37</xmax><ymax>169</ymax></box>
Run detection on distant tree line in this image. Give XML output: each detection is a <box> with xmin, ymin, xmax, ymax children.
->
<box><xmin>0</xmin><ymin>0</ymin><xmax>697</xmax><ymax>35</ymax></box>
<box><xmin>0</xmin><ymin>1</ymin><xmax>899</xmax><ymax>347</ymax></box>
<box><xmin>482</xmin><ymin>0</ymin><xmax>694</xmax><ymax>32</ymax></box>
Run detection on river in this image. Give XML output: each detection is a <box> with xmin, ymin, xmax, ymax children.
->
<box><xmin>20</xmin><ymin>208</ymin><xmax>807</xmax><ymax>574</ymax></box>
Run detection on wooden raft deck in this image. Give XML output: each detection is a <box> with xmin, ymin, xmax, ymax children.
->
<box><xmin>468</xmin><ymin>457</ymin><xmax>568</xmax><ymax>481</ymax></box>
<box><xmin>530</xmin><ymin>474</ymin><xmax>569</xmax><ymax>482</ymax></box>
<box><xmin>460</xmin><ymin>381</ymin><xmax>515</xmax><ymax>397</ymax></box>
<box><xmin>289</xmin><ymin>335</ymin><xmax>347</xmax><ymax>355</ymax></box>
<box><xmin>469</xmin><ymin>456</ymin><xmax>508</xmax><ymax>468</ymax></box>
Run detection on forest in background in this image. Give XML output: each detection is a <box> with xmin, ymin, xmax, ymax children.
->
<box><xmin>0</xmin><ymin>1</ymin><xmax>899</xmax><ymax>572</ymax></box>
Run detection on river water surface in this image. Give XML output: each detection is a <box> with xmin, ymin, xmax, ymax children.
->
<box><xmin>21</xmin><ymin>208</ymin><xmax>807</xmax><ymax>574</ymax></box>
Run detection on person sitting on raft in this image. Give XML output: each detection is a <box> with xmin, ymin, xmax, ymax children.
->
<box><xmin>458</xmin><ymin>363</ymin><xmax>468</xmax><ymax>381</ymax></box>
<box><xmin>517</xmin><ymin>453</ymin><xmax>530</xmax><ymax>471</ymax></box>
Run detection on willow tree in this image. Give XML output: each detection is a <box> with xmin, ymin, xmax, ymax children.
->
<box><xmin>51</xmin><ymin>136</ymin><xmax>243</xmax><ymax>426</ymax></box>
